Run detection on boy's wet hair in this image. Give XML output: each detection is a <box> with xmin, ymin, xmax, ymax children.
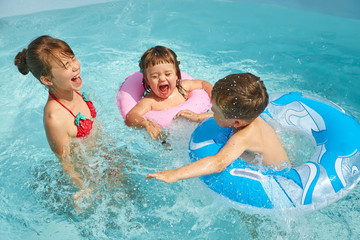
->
<box><xmin>139</xmin><ymin>46</ymin><xmax>186</xmax><ymax>97</ymax></box>
<box><xmin>212</xmin><ymin>73</ymin><xmax>269</xmax><ymax>121</ymax></box>
<box><xmin>14</xmin><ymin>35</ymin><xmax>74</xmax><ymax>82</ymax></box>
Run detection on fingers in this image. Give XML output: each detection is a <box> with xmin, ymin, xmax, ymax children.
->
<box><xmin>151</xmin><ymin>129</ymin><xmax>165</xmax><ymax>141</ymax></box>
<box><xmin>73</xmin><ymin>188</ymin><xmax>92</xmax><ymax>200</ymax></box>
<box><xmin>146</xmin><ymin>174</ymin><xmax>167</xmax><ymax>183</ymax></box>
<box><xmin>146</xmin><ymin>170</ymin><xmax>175</xmax><ymax>183</ymax></box>
<box><xmin>173</xmin><ymin>111</ymin><xmax>183</xmax><ymax>120</ymax></box>
<box><xmin>73</xmin><ymin>189</ymin><xmax>85</xmax><ymax>200</ymax></box>
<box><xmin>174</xmin><ymin>110</ymin><xmax>200</xmax><ymax>121</ymax></box>
<box><xmin>145</xmin><ymin>173</ymin><xmax>155</xmax><ymax>179</ymax></box>
<box><xmin>155</xmin><ymin>130</ymin><xmax>166</xmax><ymax>141</ymax></box>
<box><xmin>146</xmin><ymin>173</ymin><xmax>162</xmax><ymax>181</ymax></box>
<box><xmin>145</xmin><ymin>120</ymin><xmax>165</xmax><ymax>141</ymax></box>
<box><xmin>174</xmin><ymin>110</ymin><xmax>193</xmax><ymax>120</ymax></box>
<box><xmin>73</xmin><ymin>188</ymin><xmax>93</xmax><ymax>211</ymax></box>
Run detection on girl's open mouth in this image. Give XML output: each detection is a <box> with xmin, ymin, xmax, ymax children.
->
<box><xmin>71</xmin><ymin>76</ymin><xmax>82</xmax><ymax>84</ymax></box>
<box><xmin>159</xmin><ymin>84</ymin><xmax>169</xmax><ymax>94</ymax></box>
<box><xmin>71</xmin><ymin>75</ymin><xmax>80</xmax><ymax>81</ymax></box>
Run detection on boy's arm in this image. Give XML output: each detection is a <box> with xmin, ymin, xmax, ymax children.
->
<box><xmin>146</xmin><ymin>132</ymin><xmax>248</xmax><ymax>183</ymax></box>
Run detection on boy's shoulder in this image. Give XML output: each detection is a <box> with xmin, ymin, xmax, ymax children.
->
<box><xmin>234</xmin><ymin>117</ymin><xmax>273</xmax><ymax>145</ymax></box>
<box><xmin>231</xmin><ymin>120</ymin><xmax>259</xmax><ymax>142</ymax></box>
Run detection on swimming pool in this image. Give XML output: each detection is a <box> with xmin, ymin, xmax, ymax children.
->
<box><xmin>1</xmin><ymin>0</ymin><xmax>360</xmax><ymax>239</ymax></box>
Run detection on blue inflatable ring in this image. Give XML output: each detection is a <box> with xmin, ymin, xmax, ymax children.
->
<box><xmin>188</xmin><ymin>92</ymin><xmax>360</xmax><ymax>210</ymax></box>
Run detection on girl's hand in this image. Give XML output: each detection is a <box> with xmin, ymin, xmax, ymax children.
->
<box><xmin>73</xmin><ymin>188</ymin><xmax>92</xmax><ymax>200</ymax></box>
<box><xmin>144</xmin><ymin>119</ymin><xmax>165</xmax><ymax>141</ymax></box>
<box><xmin>73</xmin><ymin>188</ymin><xmax>93</xmax><ymax>211</ymax></box>
<box><xmin>174</xmin><ymin>110</ymin><xmax>198</xmax><ymax>121</ymax></box>
<box><xmin>174</xmin><ymin>110</ymin><xmax>213</xmax><ymax>122</ymax></box>
<box><xmin>146</xmin><ymin>169</ymin><xmax>178</xmax><ymax>183</ymax></box>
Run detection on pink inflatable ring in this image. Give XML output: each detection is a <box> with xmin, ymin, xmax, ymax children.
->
<box><xmin>116</xmin><ymin>71</ymin><xmax>212</xmax><ymax>127</ymax></box>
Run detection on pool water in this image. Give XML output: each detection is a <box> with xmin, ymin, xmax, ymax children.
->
<box><xmin>1</xmin><ymin>0</ymin><xmax>360</xmax><ymax>239</ymax></box>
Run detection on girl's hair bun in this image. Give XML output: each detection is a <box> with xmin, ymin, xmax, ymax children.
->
<box><xmin>14</xmin><ymin>48</ymin><xmax>29</xmax><ymax>75</ymax></box>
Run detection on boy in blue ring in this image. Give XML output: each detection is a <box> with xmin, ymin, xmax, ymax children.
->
<box><xmin>146</xmin><ymin>73</ymin><xmax>290</xmax><ymax>183</ymax></box>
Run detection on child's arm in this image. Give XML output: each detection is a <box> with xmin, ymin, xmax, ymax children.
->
<box><xmin>125</xmin><ymin>100</ymin><xmax>165</xmax><ymax>140</ymax></box>
<box><xmin>174</xmin><ymin>79</ymin><xmax>213</xmax><ymax>122</ymax></box>
<box><xmin>44</xmin><ymin>113</ymin><xmax>84</xmax><ymax>188</ymax></box>
<box><xmin>182</xmin><ymin>79</ymin><xmax>213</xmax><ymax>98</ymax></box>
<box><xmin>146</xmin><ymin>132</ymin><xmax>248</xmax><ymax>183</ymax></box>
<box><xmin>60</xmin><ymin>153</ymin><xmax>93</xmax><ymax>203</ymax></box>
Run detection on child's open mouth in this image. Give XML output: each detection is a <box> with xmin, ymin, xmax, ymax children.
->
<box><xmin>159</xmin><ymin>84</ymin><xmax>169</xmax><ymax>94</ymax></box>
<box><xmin>71</xmin><ymin>75</ymin><xmax>82</xmax><ymax>84</ymax></box>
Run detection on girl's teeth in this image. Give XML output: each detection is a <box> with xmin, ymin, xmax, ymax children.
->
<box><xmin>159</xmin><ymin>85</ymin><xmax>168</xmax><ymax>91</ymax></box>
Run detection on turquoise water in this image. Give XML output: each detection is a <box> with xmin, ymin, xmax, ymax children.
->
<box><xmin>1</xmin><ymin>0</ymin><xmax>360</xmax><ymax>239</ymax></box>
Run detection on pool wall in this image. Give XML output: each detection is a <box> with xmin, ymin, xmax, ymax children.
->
<box><xmin>0</xmin><ymin>0</ymin><xmax>115</xmax><ymax>18</ymax></box>
<box><xmin>1</xmin><ymin>0</ymin><xmax>359</xmax><ymax>19</ymax></box>
<box><xmin>238</xmin><ymin>0</ymin><xmax>360</xmax><ymax>20</ymax></box>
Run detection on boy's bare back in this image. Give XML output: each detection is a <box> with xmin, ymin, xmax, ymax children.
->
<box><xmin>236</xmin><ymin>117</ymin><xmax>289</xmax><ymax>166</ymax></box>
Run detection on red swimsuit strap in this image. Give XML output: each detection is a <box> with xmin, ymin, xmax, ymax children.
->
<box><xmin>49</xmin><ymin>91</ymin><xmax>76</xmax><ymax>118</ymax></box>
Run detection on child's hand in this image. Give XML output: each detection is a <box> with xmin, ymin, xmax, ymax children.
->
<box><xmin>144</xmin><ymin>120</ymin><xmax>166</xmax><ymax>141</ymax></box>
<box><xmin>69</xmin><ymin>172</ymin><xmax>84</xmax><ymax>189</ymax></box>
<box><xmin>146</xmin><ymin>169</ymin><xmax>178</xmax><ymax>183</ymax></box>
<box><xmin>73</xmin><ymin>188</ymin><xmax>93</xmax><ymax>211</ymax></box>
<box><xmin>174</xmin><ymin>110</ymin><xmax>198</xmax><ymax>121</ymax></box>
<box><xmin>73</xmin><ymin>188</ymin><xmax>92</xmax><ymax>200</ymax></box>
<box><xmin>174</xmin><ymin>110</ymin><xmax>213</xmax><ymax>122</ymax></box>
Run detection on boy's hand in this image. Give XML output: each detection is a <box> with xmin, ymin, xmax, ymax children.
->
<box><xmin>144</xmin><ymin>119</ymin><xmax>165</xmax><ymax>141</ymax></box>
<box><xmin>146</xmin><ymin>169</ymin><xmax>178</xmax><ymax>183</ymax></box>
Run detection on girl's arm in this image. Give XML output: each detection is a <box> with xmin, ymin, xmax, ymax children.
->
<box><xmin>182</xmin><ymin>79</ymin><xmax>213</xmax><ymax>98</ymax></box>
<box><xmin>146</xmin><ymin>131</ymin><xmax>248</xmax><ymax>183</ymax></box>
<box><xmin>125</xmin><ymin>100</ymin><xmax>164</xmax><ymax>140</ymax></box>
<box><xmin>125</xmin><ymin>99</ymin><xmax>151</xmax><ymax>128</ymax></box>
<box><xmin>174</xmin><ymin>110</ymin><xmax>213</xmax><ymax>122</ymax></box>
<box><xmin>174</xmin><ymin>79</ymin><xmax>213</xmax><ymax>122</ymax></box>
<box><xmin>44</xmin><ymin>114</ymin><xmax>84</xmax><ymax>189</ymax></box>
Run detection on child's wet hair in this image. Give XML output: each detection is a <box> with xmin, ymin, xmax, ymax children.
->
<box><xmin>212</xmin><ymin>73</ymin><xmax>269</xmax><ymax>121</ymax></box>
<box><xmin>14</xmin><ymin>35</ymin><xmax>75</xmax><ymax>82</ymax></box>
<box><xmin>139</xmin><ymin>46</ymin><xmax>181</xmax><ymax>78</ymax></box>
<box><xmin>139</xmin><ymin>46</ymin><xmax>186</xmax><ymax>97</ymax></box>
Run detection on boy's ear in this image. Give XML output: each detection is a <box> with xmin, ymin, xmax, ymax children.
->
<box><xmin>233</xmin><ymin>119</ymin><xmax>248</xmax><ymax>128</ymax></box>
<box><xmin>40</xmin><ymin>76</ymin><xmax>53</xmax><ymax>86</ymax></box>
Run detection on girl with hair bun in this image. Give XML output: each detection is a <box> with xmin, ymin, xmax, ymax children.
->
<box><xmin>15</xmin><ymin>35</ymin><xmax>98</xmax><ymax>203</ymax></box>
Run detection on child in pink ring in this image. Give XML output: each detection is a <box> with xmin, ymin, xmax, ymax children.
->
<box><xmin>125</xmin><ymin>46</ymin><xmax>213</xmax><ymax>141</ymax></box>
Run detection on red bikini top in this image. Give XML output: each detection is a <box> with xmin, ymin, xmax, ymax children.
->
<box><xmin>49</xmin><ymin>91</ymin><xmax>97</xmax><ymax>138</ymax></box>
